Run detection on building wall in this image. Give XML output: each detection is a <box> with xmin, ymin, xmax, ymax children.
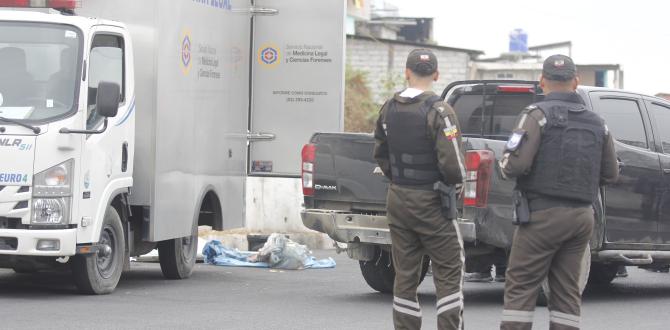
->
<box><xmin>346</xmin><ymin>37</ymin><xmax>472</xmax><ymax>103</ymax></box>
<box><xmin>576</xmin><ymin>67</ymin><xmax>623</xmax><ymax>89</ymax></box>
<box><xmin>579</xmin><ymin>69</ymin><xmax>597</xmax><ymax>87</ymax></box>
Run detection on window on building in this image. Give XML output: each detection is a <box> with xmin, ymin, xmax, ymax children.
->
<box><xmin>595</xmin><ymin>97</ymin><xmax>648</xmax><ymax>149</ymax></box>
<box><xmin>595</xmin><ymin>70</ymin><xmax>607</xmax><ymax>87</ymax></box>
<box><xmin>496</xmin><ymin>73</ymin><xmax>514</xmax><ymax>79</ymax></box>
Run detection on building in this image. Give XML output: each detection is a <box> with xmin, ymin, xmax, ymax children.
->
<box><xmin>347</xmin><ymin>35</ymin><xmax>482</xmax><ymax>103</ymax></box>
<box><xmin>346</xmin><ymin>0</ymin><xmax>482</xmax><ymax>103</ymax></box>
<box><xmin>471</xmin><ymin>40</ymin><xmax>625</xmax><ymax>89</ymax></box>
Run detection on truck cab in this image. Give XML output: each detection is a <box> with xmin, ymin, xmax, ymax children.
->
<box><xmin>0</xmin><ymin>3</ymin><xmax>134</xmax><ymax>294</ymax></box>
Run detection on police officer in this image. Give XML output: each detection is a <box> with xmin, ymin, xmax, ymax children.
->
<box><xmin>499</xmin><ymin>54</ymin><xmax>619</xmax><ymax>330</ymax></box>
<box><xmin>373</xmin><ymin>49</ymin><xmax>466</xmax><ymax>330</ymax></box>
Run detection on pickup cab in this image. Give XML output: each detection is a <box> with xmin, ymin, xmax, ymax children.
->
<box><xmin>301</xmin><ymin>80</ymin><xmax>670</xmax><ymax>292</ymax></box>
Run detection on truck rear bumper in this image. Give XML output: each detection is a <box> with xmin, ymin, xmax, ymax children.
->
<box><xmin>301</xmin><ymin>209</ymin><xmax>475</xmax><ymax>244</ymax></box>
<box><xmin>0</xmin><ymin>228</ymin><xmax>77</xmax><ymax>257</ymax></box>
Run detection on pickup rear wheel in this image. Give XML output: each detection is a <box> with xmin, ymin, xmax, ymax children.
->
<box><xmin>588</xmin><ymin>262</ymin><xmax>618</xmax><ymax>286</ymax></box>
<box><xmin>359</xmin><ymin>247</ymin><xmax>430</xmax><ymax>294</ymax></box>
<box><xmin>157</xmin><ymin>220</ymin><xmax>198</xmax><ymax>279</ymax></box>
<box><xmin>71</xmin><ymin>206</ymin><xmax>125</xmax><ymax>295</ymax></box>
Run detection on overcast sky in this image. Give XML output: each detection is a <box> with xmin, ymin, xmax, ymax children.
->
<box><xmin>389</xmin><ymin>0</ymin><xmax>669</xmax><ymax>95</ymax></box>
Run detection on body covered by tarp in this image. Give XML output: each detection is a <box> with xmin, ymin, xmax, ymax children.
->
<box><xmin>202</xmin><ymin>235</ymin><xmax>336</xmax><ymax>270</ymax></box>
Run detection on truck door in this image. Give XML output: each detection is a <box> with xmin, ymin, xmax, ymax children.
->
<box><xmin>589</xmin><ymin>92</ymin><xmax>662</xmax><ymax>244</ymax></box>
<box><xmin>78</xmin><ymin>28</ymin><xmax>134</xmax><ymax>242</ymax></box>
<box><xmin>248</xmin><ymin>0</ymin><xmax>345</xmax><ymax>176</ymax></box>
<box><xmin>645</xmin><ymin>98</ymin><xmax>670</xmax><ymax>244</ymax></box>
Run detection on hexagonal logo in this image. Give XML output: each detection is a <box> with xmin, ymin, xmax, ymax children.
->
<box><xmin>181</xmin><ymin>30</ymin><xmax>193</xmax><ymax>75</ymax></box>
<box><xmin>258</xmin><ymin>44</ymin><xmax>280</xmax><ymax>68</ymax></box>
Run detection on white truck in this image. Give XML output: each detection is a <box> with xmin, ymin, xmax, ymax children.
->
<box><xmin>0</xmin><ymin>0</ymin><xmax>344</xmax><ymax>294</ymax></box>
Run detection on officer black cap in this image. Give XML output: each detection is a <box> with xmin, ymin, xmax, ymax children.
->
<box><xmin>406</xmin><ymin>49</ymin><xmax>438</xmax><ymax>76</ymax></box>
<box><xmin>542</xmin><ymin>54</ymin><xmax>577</xmax><ymax>81</ymax></box>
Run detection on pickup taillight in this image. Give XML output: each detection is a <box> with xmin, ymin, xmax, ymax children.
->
<box><xmin>463</xmin><ymin>150</ymin><xmax>495</xmax><ymax>208</ymax></box>
<box><xmin>301</xmin><ymin>144</ymin><xmax>316</xmax><ymax>196</ymax></box>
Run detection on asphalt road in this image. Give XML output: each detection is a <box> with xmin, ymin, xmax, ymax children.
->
<box><xmin>1</xmin><ymin>251</ymin><xmax>670</xmax><ymax>330</ymax></box>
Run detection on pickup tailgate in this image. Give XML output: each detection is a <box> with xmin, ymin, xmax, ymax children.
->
<box><xmin>306</xmin><ymin>133</ymin><xmax>387</xmax><ymax>212</ymax></box>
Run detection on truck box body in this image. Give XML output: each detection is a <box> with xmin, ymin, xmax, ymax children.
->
<box><xmin>79</xmin><ymin>1</ymin><xmax>250</xmax><ymax>241</ymax></box>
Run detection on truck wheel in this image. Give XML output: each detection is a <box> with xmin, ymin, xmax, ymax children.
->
<box><xmin>157</xmin><ymin>220</ymin><xmax>198</xmax><ymax>279</ymax></box>
<box><xmin>71</xmin><ymin>206</ymin><xmax>125</xmax><ymax>295</ymax></box>
<box><xmin>359</xmin><ymin>247</ymin><xmax>429</xmax><ymax>294</ymax></box>
<box><xmin>588</xmin><ymin>262</ymin><xmax>618</xmax><ymax>286</ymax></box>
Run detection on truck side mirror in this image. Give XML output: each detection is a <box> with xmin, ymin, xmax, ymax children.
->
<box><xmin>96</xmin><ymin>81</ymin><xmax>120</xmax><ymax>118</ymax></box>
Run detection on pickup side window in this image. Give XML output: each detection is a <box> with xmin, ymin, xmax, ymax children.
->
<box><xmin>649</xmin><ymin>102</ymin><xmax>670</xmax><ymax>154</ymax></box>
<box><xmin>87</xmin><ymin>34</ymin><xmax>125</xmax><ymax>130</ymax></box>
<box><xmin>594</xmin><ymin>97</ymin><xmax>648</xmax><ymax>149</ymax></box>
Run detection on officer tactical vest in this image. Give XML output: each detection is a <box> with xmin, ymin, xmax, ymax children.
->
<box><xmin>518</xmin><ymin>99</ymin><xmax>606</xmax><ymax>203</ymax></box>
<box><xmin>384</xmin><ymin>95</ymin><xmax>442</xmax><ymax>186</ymax></box>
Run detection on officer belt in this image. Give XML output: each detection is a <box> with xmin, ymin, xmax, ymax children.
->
<box><xmin>528</xmin><ymin>197</ymin><xmax>590</xmax><ymax>212</ymax></box>
<box><xmin>391</xmin><ymin>183</ymin><xmax>435</xmax><ymax>191</ymax></box>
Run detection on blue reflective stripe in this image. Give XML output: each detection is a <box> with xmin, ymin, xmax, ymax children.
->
<box><xmin>115</xmin><ymin>96</ymin><xmax>136</xmax><ymax>127</ymax></box>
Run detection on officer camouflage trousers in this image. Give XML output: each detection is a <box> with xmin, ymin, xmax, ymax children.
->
<box><xmin>387</xmin><ymin>185</ymin><xmax>465</xmax><ymax>330</ymax></box>
<box><xmin>501</xmin><ymin>206</ymin><xmax>594</xmax><ymax>330</ymax></box>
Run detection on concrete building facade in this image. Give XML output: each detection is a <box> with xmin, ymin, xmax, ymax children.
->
<box><xmin>347</xmin><ymin>35</ymin><xmax>482</xmax><ymax>103</ymax></box>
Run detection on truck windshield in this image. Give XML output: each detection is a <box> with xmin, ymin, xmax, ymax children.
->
<box><xmin>0</xmin><ymin>22</ymin><xmax>82</xmax><ymax>123</ymax></box>
<box><xmin>446</xmin><ymin>83</ymin><xmax>544</xmax><ymax>140</ymax></box>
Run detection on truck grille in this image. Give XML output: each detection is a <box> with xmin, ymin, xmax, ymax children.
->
<box><xmin>0</xmin><ymin>237</ymin><xmax>17</xmax><ymax>250</ymax></box>
<box><xmin>0</xmin><ymin>217</ymin><xmax>21</xmax><ymax>229</ymax></box>
<box><xmin>0</xmin><ymin>186</ymin><xmax>30</xmax><ymax>221</ymax></box>
<box><xmin>13</xmin><ymin>201</ymin><xmax>28</xmax><ymax>210</ymax></box>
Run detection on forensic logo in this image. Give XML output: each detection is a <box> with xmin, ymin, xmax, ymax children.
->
<box><xmin>180</xmin><ymin>30</ymin><xmax>193</xmax><ymax>75</ymax></box>
<box><xmin>258</xmin><ymin>44</ymin><xmax>280</xmax><ymax>68</ymax></box>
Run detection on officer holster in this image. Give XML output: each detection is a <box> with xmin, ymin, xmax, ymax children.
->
<box><xmin>513</xmin><ymin>189</ymin><xmax>531</xmax><ymax>225</ymax></box>
<box><xmin>433</xmin><ymin>181</ymin><xmax>458</xmax><ymax>220</ymax></box>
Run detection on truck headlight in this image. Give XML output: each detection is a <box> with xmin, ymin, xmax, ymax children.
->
<box><xmin>32</xmin><ymin>160</ymin><xmax>74</xmax><ymax>225</ymax></box>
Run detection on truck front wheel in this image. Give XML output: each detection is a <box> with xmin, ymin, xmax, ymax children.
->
<box><xmin>71</xmin><ymin>206</ymin><xmax>125</xmax><ymax>295</ymax></box>
<box><xmin>359</xmin><ymin>247</ymin><xmax>430</xmax><ymax>294</ymax></box>
<box><xmin>157</xmin><ymin>220</ymin><xmax>197</xmax><ymax>279</ymax></box>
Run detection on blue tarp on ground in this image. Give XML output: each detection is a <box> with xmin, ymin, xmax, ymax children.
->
<box><xmin>202</xmin><ymin>240</ymin><xmax>336</xmax><ymax>269</ymax></box>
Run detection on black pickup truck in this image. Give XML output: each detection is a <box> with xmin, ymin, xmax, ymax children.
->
<box><xmin>301</xmin><ymin>80</ymin><xmax>670</xmax><ymax>293</ymax></box>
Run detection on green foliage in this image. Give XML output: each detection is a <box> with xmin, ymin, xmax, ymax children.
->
<box><xmin>380</xmin><ymin>71</ymin><xmax>406</xmax><ymax>102</ymax></box>
<box><xmin>344</xmin><ymin>65</ymin><xmax>379</xmax><ymax>133</ymax></box>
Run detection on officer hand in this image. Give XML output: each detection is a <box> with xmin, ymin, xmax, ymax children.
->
<box><xmin>455</xmin><ymin>183</ymin><xmax>463</xmax><ymax>200</ymax></box>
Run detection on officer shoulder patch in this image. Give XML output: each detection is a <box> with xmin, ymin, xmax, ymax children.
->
<box><xmin>443</xmin><ymin>125</ymin><xmax>459</xmax><ymax>140</ymax></box>
<box><xmin>505</xmin><ymin>129</ymin><xmax>526</xmax><ymax>152</ymax></box>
